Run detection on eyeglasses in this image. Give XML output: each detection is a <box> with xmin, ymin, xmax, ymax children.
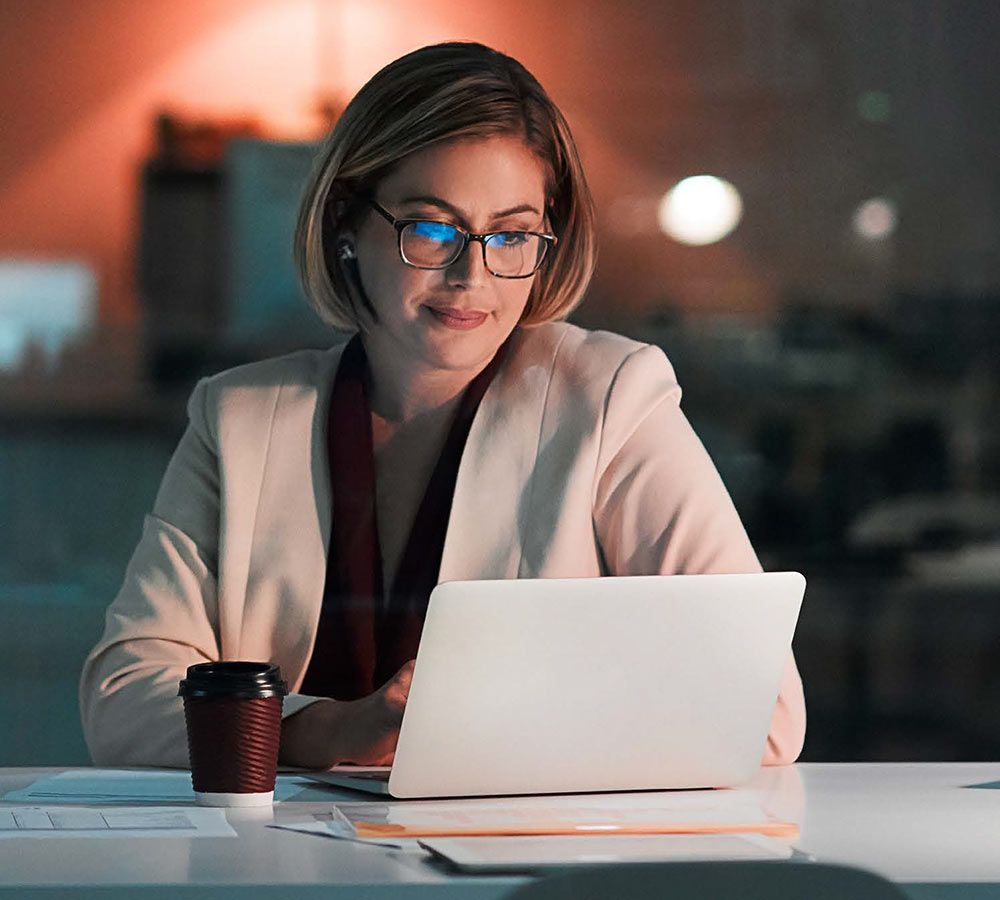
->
<box><xmin>367</xmin><ymin>199</ymin><xmax>556</xmax><ymax>279</ymax></box>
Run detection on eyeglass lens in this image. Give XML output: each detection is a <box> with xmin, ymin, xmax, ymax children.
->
<box><xmin>401</xmin><ymin>221</ymin><xmax>546</xmax><ymax>276</ymax></box>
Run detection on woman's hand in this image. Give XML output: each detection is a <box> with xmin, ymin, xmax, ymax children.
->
<box><xmin>279</xmin><ymin>660</ymin><xmax>415</xmax><ymax>769</ymax></box>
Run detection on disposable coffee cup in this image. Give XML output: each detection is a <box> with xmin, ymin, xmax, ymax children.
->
<box><xmin>178</xmin><ymin>661</ymin><xmax>288</xmax><ymax>807</ymax></box>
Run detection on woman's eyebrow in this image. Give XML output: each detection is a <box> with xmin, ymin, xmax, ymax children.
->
<box><xmin>396</xmin><ymin>194</ymin><xmax>541</xmax><ymax>225</ymax></box>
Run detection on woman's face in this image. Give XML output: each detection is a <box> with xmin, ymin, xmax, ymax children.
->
<box><xmin>352</xmin><ymin>134</ymin><xmax>549</xmax><ymax>375</ymax></box>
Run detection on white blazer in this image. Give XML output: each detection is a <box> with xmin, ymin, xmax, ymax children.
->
<box><xmin>80</xmin><ymin>322</ymin><xmax>806</xmax><ymax>767</ymax></box>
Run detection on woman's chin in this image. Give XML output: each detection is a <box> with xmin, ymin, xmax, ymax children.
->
<box><xmin>420</xmin><ymin>324</ymin><xmax>505</xmax><ymax>371</ymax></box>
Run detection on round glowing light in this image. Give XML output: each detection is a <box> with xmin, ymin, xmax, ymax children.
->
<box><xmin>658</xmin><ymin>176</ymin><xmax>743</xmax><ymax>246</ymax></box>
<box><xmin>853</xmin><ymin>197</ymin><xmax>897</xmax><ymax>240</ymax></box>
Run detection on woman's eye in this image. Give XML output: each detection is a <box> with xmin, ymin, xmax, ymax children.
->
<box><xmin>496</xmin><ymin>232</ymin><xmax>529</xmax><ymax>246</ymax></box>
<box><xmin>411</xmin><ymin>221</ymin><xmax>458</xmax><ymax>242</ymax></box>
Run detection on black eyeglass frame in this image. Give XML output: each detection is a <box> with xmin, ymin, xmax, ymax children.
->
<box><xmin>366</xmin><ymin>199</ymin><xmax>557</xmax><ymax>279</ymax></box>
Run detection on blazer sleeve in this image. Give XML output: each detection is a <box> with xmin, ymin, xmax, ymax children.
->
<box><xmin>592</xmin><ymin>345</ymin><xmax>806</xmax><ymax>766</ymax></box>
<box><xmin>78</xmin><ymin>378</ymin><xmax>320</xmax><ymax>767</ymax></box>
<box><xmin>79</xmin><ymin>378</ymin><xmax>220</xmax><ymax>767</ymax></box>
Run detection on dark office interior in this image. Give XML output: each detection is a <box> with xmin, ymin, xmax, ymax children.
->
<box><xmin>2</xmin><ymin>0</ymin><xmax>999</xmax><ymax>767</ymax></box>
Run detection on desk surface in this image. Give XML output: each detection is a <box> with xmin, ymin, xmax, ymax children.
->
<box><xmin>1</xmin><ymin>763</ymin><xmax>999</xmax><ymax>899</ymax></box>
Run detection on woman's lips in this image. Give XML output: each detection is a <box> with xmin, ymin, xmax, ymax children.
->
<box><xmin>425</xmin><ymin>306</ymin><xmax>489</xmax><ymax>330</ymax></box>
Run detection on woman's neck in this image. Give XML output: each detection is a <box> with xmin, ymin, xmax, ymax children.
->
<box><xmin>362</xmin><ymin>337</ymin><xmax>487</xmax><ymax>424</ymax></box>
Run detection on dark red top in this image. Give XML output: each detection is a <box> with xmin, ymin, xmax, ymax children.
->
<box><xmin>300</xmin><ymin>334</ymin><xmax>507</xmax><ymax>700</ymax></box>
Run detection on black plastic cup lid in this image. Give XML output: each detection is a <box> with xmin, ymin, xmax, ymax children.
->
<box><xmin>178</xmin><ymin>661</ymin><xmax>288</xmax><ymax>699</ymax></box>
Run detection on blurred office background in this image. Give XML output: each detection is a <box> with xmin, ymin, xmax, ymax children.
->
<box><xmin>2</xmin><ymin>0</ymin><xmax>999</xmax><ymax>765</ymax></box>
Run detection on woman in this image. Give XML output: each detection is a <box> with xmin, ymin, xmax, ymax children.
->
<box><xmin>80</xmin><ymin>41</ymin><xmax>805</xmax><ymax>770</ymax></box>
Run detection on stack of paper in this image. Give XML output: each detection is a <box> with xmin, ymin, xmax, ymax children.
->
<box><xmin>326</xmin><ymin>790</ymin><xmax>798</xmax><ymax>839</ymax></box>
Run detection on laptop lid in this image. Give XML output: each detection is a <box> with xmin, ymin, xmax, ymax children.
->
<box><xmin>387</xmin><ymin>573</ymin><xmax>804</xmax><ymax>799</ymax></box>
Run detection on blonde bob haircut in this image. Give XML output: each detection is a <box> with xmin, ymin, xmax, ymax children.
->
<box><xmin>294</xmin><ymin>41</ymin><xmax>596</xmax><ymax>332</ymax></box>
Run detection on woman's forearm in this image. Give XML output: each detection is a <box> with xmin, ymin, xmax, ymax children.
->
<box><xmin>279</xmin><ymin>698</ymin><xmax>347</xmax><ymax>769</ymax></box>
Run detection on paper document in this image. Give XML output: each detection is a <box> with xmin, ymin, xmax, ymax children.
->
<box><xmin>0</xmin><ymin>806</ymin><xmax>236</xmax><ymax>838</ymax></box>
<box><xmin>269</xmin><ymin>817</ymin><xmax>420</xmax><ymax>851</ymax></box>
<box><xmin>420</xmin><ymin>833</ymin><xmax>795</xmax><ymax>871</ymax></box>
<box><xmin>330</xmin><ymin>791</ymin><xmax>799</xmax><ymax>839</ymax></box>
<box><xmin>3</xmin><ymin>769</ymin><xmax>310</xmax><ymax>804</ymax></box>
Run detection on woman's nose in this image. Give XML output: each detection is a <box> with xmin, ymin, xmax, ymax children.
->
<box><xmin>445</xmin><ymin>238</ymin><xmax>490</xmax><ymax>289</ymax></box>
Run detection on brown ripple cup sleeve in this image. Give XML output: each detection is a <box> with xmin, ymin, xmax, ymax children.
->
<box><xmin>178</xmin><ymin>661</ymin><xmax>288</xmax><ymax>807</ymax></box>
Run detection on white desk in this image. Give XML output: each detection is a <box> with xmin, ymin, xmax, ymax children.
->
<box><xmin>1</xmin><ymin>763</ymin><xmax>998</xmax><ymax>899</ymax></box>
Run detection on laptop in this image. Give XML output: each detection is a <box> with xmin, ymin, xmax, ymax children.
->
<box><xmin>305</xmin><ymin>572</ymin><xmax>805</xmax><ymax>799</ymax></box>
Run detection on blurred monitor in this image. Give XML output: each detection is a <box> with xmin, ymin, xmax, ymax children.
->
<box><xmin>0</xmin><ymin>259</ymin><xmax>97</xmax><ymax>372</ymax></box>
<box><xmin>223</xmin><ymin>138</ymin><xmax>339</xmax><ymax>353</ymax></box>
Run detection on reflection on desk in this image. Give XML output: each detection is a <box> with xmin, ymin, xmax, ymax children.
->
<box><xmin>0</xmin><ymin>763</ymin><xmax>998</xmax><ymax>899</ymax></box>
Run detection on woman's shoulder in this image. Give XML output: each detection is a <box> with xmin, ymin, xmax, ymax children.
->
<box><xmin>202</xmin><ymin>343</ymin><xmax>346</xmax><ymax>392</ymax></box>
<box><xmin>186</xmin><ymin>341</ymin><xmax>348</xmax><ymax>426</ymax></box>
<box><xmin>517</xmin><ymin>320</ymin><xmax>644</xmax><ymax>360</ymax></box>
<box><xmin>514</xmin><ymin>321</ymin><xmax>677</xmax><ymax>391</ymax></box>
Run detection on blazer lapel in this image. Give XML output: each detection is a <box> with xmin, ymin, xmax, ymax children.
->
<box><xmin>241</xmin><ymin>342</ymin><xmax>346</xmax><ymax>687</ymax></box>
<box><xmin>438</xmin><ymin>327</ymin><xmax>564</xmax><ymax>583</ymax></box>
